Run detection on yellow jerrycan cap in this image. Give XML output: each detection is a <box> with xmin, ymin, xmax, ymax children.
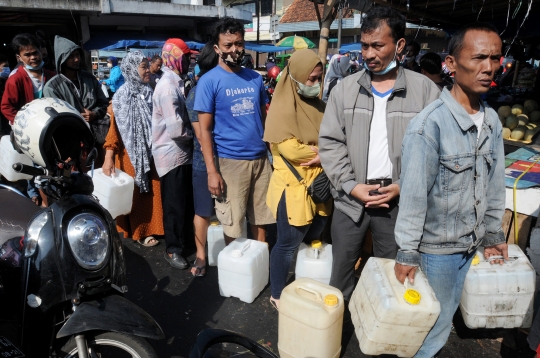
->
<box><xmin>311</xmin><ymin>240</ymin><xmax>322</xmax><ymax>249</ymax></box>
<box><xmin>471</xmin><ymin>254</ymin><xmax>480</xmax><ymax>266</ymax></box>
<box><xmin>324</xmin><ymin>294</ymin><xmax>339</xmax><ymax>307</ymax></box>
<box><xmin>210</xmin><ymin>219</ymin><xmax>220</xmax><ymax>226</ymax></box>
<box><xmin>404</xmin><ymin>289</ymin><xmax>421</xmax><ymax>305</ymax></box>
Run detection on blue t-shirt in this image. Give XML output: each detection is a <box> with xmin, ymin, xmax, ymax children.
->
<box><xmin>185</xmin><ymin>85</ymin><xmax>206</xmax><ymax>171</ymax></box>
<box><xmin>193</xmin><ymin>66</ymin><xmax>268</xmax><ymax>160</ymax></box>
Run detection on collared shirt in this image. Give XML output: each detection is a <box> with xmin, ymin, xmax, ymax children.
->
<box><xmin>151</xmin><ymin>66</ymin><xmax>193</xmax><ymax>177</ymax></box>
<box><xmin>395</xmin><ymin>88</ymin><xmax>506</xmax><ymax>266</ymax></box>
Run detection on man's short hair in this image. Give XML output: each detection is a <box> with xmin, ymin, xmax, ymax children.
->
<box><xmin>361</xmin><ymin>6</ymin><xmax>406</xmax><ymax>42</ymax></box>
<box><xmin>150</xmin><ymin>55</ymin><xmax>162</xmax><ymax>63</ymax></box>
<box><xmin>212</xmin><ymin>17</ymin><xmax>245</xmax><ymax>45</ymax></box>
<box><xmin>419</xmin><ymin>52</ymin><xmax>442</xmax><ymax>75</ymax></box>
<box><xmin>198</xmin><ymin>42</ymin><xmax>219</xmax><ymax>78</ymax></box>
<box><xmin>448</xmin><ymin>22</ymin><xmax>499</xmax><ymax>58</ymax></box>
<box><xmin>407</xmin><ymin>41</ymin><xmax>421</xmax><ymax>54</ymax></box>
<box><xmin>11</xmin><ymin>33</ymin><xmax>41</xmax><ymax>54</ymax></box>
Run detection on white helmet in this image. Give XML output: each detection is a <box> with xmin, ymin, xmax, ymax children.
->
<box><xmin>12</xmin><ymin>98</ymin><xmax>95</xmax><ymax>169</ymax></box>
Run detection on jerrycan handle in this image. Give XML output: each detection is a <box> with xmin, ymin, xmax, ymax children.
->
<box><xmin>296</xmin><ymin>286</ymin><xmax>323</xmax><ymax>302</ymax></box>
<box><xmin>487</xmin><ymin>255</ymin><xmax>519</xmax><ymax>265</ymax></box>
<box><xmin>231</xmin><ymin>240</ymin><xmax>251</xmax><ymax>258</ymax></box>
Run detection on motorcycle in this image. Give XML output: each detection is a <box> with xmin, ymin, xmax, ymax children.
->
<box><xmin>0</xmin><ymin>97</ymin><xmax>164</xmax><ymax>357</ymax></box>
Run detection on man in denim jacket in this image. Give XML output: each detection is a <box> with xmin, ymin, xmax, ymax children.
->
<box><xmin>394</xmin><ymin>23</ymin><xmax>509</xmax><ymax>357</ymax></box>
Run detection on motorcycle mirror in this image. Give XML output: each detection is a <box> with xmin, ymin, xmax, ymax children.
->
<box><xmin>85</xmin><ymin>147</ymin><xmax>98</xmax><ymax>168</ymax></box>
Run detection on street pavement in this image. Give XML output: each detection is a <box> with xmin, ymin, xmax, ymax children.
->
<box><xmin>121</xmin><ymin>234</ymin><xmax>535</xmax><ymax>358</ymax></box>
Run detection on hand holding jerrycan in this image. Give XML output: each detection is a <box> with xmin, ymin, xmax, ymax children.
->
<box><xmin>278</xmin><ymin>278</ymin><xmax>344</xmax><ymax>358</ymax></box>
<box><xmin>349</xmin><ymin>257</ymin><xmax>440</xmax><ymax>357</ymax></box>
<box><xmin>91</xmin><ymin>168</ymin><xmax>134</xmax><ymax>219</ymax></box>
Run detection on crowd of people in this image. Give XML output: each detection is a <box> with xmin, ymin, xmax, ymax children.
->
<box><xmin>0</xmin><ymin>5</ymin><xmax>512</xmax><ymax>356</ymax></box>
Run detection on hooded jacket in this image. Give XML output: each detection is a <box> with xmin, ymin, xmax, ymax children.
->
<box><xmin>43</xmin><ymin>36</ymin><xmax>108</xmax><ymax>120</ymax></box>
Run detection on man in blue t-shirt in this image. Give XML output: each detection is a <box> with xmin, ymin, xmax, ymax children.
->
<box><xmin>194</xmin><ymin>17</ymin><xmax>275</xmax><ymax>244</ymax></box>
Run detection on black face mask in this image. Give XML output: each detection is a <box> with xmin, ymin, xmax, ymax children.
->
<box><xmin>215</xmin><ymin>47</ymin><xmax>245</xmax><ymax>67</ymax></box>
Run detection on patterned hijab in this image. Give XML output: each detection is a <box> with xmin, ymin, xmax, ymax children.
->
<box><xmin>162</xmin><ymin>38</ymin><xmax>190</xmax><ymax>74</ymax></box>
<box><xmin>112</xmin><ymin>50</ymin><xmax>153</xmax><ymax>193</ymax></box>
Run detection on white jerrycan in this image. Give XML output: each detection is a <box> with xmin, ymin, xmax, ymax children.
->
<box><xmin>460</xmin><ymin>244</ymin><xmax>535</xmax><ymax>329</ymax></box>
<box><xmin>295</xmin><ymin>240</ymin><xmax>333</xmax><ymax>285</ymax></box>
<box><xmin>278</xmin><ymin>278</ymin><xmax>344</xmax><ymax>358</ymax></box>
<box><xmin>207</xmin><ymin>218</ymin><xmax>248</xmax><ymax>266</ymax></box>
<box><xmin>0</xmin><ymin>135</ymin><xmax>33</xmax><ymax>181</ymax></box>
<box><xmin>349</xmin><ymin>257</ymin><xmax>440</xmax><ymax>357</ymax></box>
<box><xmin>218</xmin><ymin>238</ymin><xmax>269</xmax><ymax>303</ymax></box>
<box><xmin>91</xmin><ymin>168</ymin><xmax>134</xmax><ymax>219</ymax></box>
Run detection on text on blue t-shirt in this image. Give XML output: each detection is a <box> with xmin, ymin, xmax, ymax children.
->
<box><xmin>193</xmin><ymin>66</ymin><xmax>268</xmax><ymax>160</ymax></box>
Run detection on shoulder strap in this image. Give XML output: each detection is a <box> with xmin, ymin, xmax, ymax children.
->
<box><xmin>277</xmin><ymin>150</ymin><xmax>305</xmax><ymax>184</ymax></box>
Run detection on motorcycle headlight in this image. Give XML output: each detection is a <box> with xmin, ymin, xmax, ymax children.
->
<box><xmin>25</xmin><ymin>211</ymin><xmax>49</xmax><ymax>257</ymax></box>
<box><xmin>67</xmin><ymin>213</ymin><xmax>109</xmax><ymax>270</ymax></box>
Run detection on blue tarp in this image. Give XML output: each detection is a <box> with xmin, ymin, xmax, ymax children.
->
<box><xmin>98</xmin><ymin>40</ymin><xmax>205</xmax><ymax>51</ymax></box>
<box><xmin>244</xmin><ymin>42</ymin><xmax>293</xmax><ymax>53</ymax></box>
<box><xmin>339</xmin><ymin>43</ymin><xmax>361</xmax><ymax>54</ymax></box>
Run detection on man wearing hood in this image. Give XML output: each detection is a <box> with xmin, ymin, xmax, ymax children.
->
<box><xmin>43</xmin><ymin>36</ymin><xmax>109</xmax><ymax>132</ymax></box>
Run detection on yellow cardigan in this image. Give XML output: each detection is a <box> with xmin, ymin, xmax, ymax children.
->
<box><xmin>266</xmin><ymin>138</ymin><xmax>332</xmax><ymax>226</ymax></box>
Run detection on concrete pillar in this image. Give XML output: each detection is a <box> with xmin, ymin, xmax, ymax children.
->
<box><xmin>80</xmin><ymin>16</ymin><xmax>91</xmax><ymax>44</ymax></box>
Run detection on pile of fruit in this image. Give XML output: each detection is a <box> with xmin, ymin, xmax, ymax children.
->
<box><xmin>499</xmin><ymin>99</ymin><xmax>540</xmax><ymax>142</ymax></box>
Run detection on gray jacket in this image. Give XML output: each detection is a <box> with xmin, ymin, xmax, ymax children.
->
<box><xmin>395</xmin><ymin>89</ymin><xmax>505</xmax><ymax>266</ymax></box>
<box><xmin>319</xmin><ymin>67</ymin><xmax>440</xmax><ymax>222</ymax></box>
<box><xmin>43</xmin><ymin>36</ymin><xmax>108</xmax><ymax>120</ymax></box>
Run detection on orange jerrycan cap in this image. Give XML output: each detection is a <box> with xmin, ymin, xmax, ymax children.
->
<box><xmin>324</xmin><ymin>294</ymin><xmax>339</xmax><ymax>307</ymax></box>
<box><xmin>471</xmin><ymin>254</ymin><xmax>480</xmax><ymax>266</ymax></box>
<box><xmin>311</xmin><ymin>240</ymin><xmax>322</xmax><ymax>249</ymax></box>
<box><xmin>404</xmin><ymin>289</ymin><xmax>421</xmax><ymax>305</ymax></box>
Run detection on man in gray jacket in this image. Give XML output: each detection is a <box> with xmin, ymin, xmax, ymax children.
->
<box><xmin>43</xmin><ymin>36</ymin><xmax>109</xmax><ymax>161</ymax></box>
<box><xmin>319</xmin><ymin>6</ymin><xmax>440</xmax><ymax>301</ymax></box>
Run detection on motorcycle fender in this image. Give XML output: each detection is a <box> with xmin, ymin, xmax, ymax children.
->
<box><xmin>56</xmin><ymin>295</ymin><xmax>164</xmax><ymax>340</ymax></box>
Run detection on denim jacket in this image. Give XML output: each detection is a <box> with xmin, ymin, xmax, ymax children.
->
<box><xmin>395</xmin><ymin>88</ymin><xmax>506</xmax><ymax>266</ymax></box>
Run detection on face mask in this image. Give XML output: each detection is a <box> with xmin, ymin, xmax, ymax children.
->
<box><xmin>364</xmin><ymin>43</ymin><xmax>398</xmax><ymax>76</ymax></box>
<box><xmin>0</xmin><ymin>67</ymin><xmax>9</xmax><ymax>79</ymax></box>
<box><xmin>289</xmin><ymin>72</ymin><xmax>321</xmax><ymax>98</ymax></box>
<box><xmin>21</xmin><ymin>59</ymin><xmax>44</xmax><ymax>71</ymax></box>
<box><xmin>107</xmin><ymin>63</ymin><xmax>113</xmax><ymax>68</ymax></box>
<box><xmin>404</xmin><ymin>56</ymin><xmax>415</xmax><ymax>63</ymax></box>
<box><xmin>215</xmin><ymin>46</ymin><xmax>245</xmax><ymax>67</ymax></box>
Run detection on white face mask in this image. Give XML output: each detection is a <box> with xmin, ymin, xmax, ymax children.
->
<box><xmin>107</xmin><ymin>63</ymin><xmax>113</xmax><ymax>68</ymax></box>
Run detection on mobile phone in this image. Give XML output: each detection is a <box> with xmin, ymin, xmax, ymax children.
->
<box><xmin>369</xmin><ymin>189</ymin><xmax>382</xmax><ymax>196</ymax></box>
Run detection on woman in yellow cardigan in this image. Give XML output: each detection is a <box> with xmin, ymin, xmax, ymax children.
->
<box><xmin>264</xmin><ymin>49</ymin><xmax>332</xmax><ymax>309</ymax></box>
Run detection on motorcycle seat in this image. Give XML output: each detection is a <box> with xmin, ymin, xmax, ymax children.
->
<box><xmin>0</xmin><ymin>189</ymin><xmax>41</xmax><ymax>246</ymax></box>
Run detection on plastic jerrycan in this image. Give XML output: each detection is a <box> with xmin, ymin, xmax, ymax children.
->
<box><xmin>91</xmin><ymin>168</ymin><xmax>134</xmax><ymax>219</ymax></box>
<box><xmin>295</xmin><ymin>240</ymin><xmax>333</xmax><ymax>285</ymax></box>
<box><xmin>218</xmin><ymin>238</ymin><xmax>269</xmax><ymax>303</ymax></box>
<box><xmin>278</xmin><ymin>278</ymin><xmax>344</xmax><ymax>358</ymax></box>
<box><xmin>0</xmin><ymin>135</ymin><xmax>33</xmax><ymax>181</ymax></box>
<box><xmin>207</xmin><ymin>218</ymin><xmax>248</xmax><ymax>266</ymax></box>
<box><xmin>349</xmin><ymin>257</ymin><xmax>440</xmax><ymax>357</ymax></box>
<box><xmin>460</xmin><ymin>244</ymin><xmax>535</xmax><ymax>329</ymax></box>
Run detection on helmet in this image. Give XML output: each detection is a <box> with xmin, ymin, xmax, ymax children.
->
<box><xmin>267</xmin><ymin>55</ymin><xmax>276</xmax><ymax>63</ymax></box>
<box><xmin>268</xmin><ymin>66</ymin><xmax>281</xmax><ymax>80</ymax></box>
<box><xmin>12</xmin><ymin>98</ymin><xmax>95</xmax><ymax>169</ymax></box>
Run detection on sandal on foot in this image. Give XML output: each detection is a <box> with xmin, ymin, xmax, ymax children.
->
<box><xmin>136</xmin><ymin>236</ymin><xmax>159</xmax><ymax>247</ymax></box>
<box><xmin>270</xmin><ymin>297</ymin><xmax>279</xmax><ymax>311</ymax></box>
<box><xmin>191</xmin><ymin>258</ymin><xmax>206</xmax><ymax>277</ymax></box>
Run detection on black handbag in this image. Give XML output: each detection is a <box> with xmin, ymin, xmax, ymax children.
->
<box><xmin>279</xmin><ymin>153</ymin><xmax>332</xmax><ymax>204</ymax></box>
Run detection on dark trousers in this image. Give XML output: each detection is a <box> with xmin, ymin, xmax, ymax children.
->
<box><xmin>270</xmin><ymin>193</ymin><xmax>328</xmax><ymax>299</ymax></box>
<box><xmin>329</xmin><ymin>201</ymin><xmax>399</xmax><ymax>301</ymax></box>
<box><xmin>160</xmin><ymin>164</ymin><xmax>193</xmax><ymax>255</ymax></box>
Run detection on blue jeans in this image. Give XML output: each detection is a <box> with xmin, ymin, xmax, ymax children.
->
<box><xmin>414</xmin><ymin>251</ymin><xmax>475</xmax><ymax>358</ymax></box>
<box><xmin>270</xmin><ymin>193</ymin><xmax>327</xmax><ymax>299</ymax></box>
